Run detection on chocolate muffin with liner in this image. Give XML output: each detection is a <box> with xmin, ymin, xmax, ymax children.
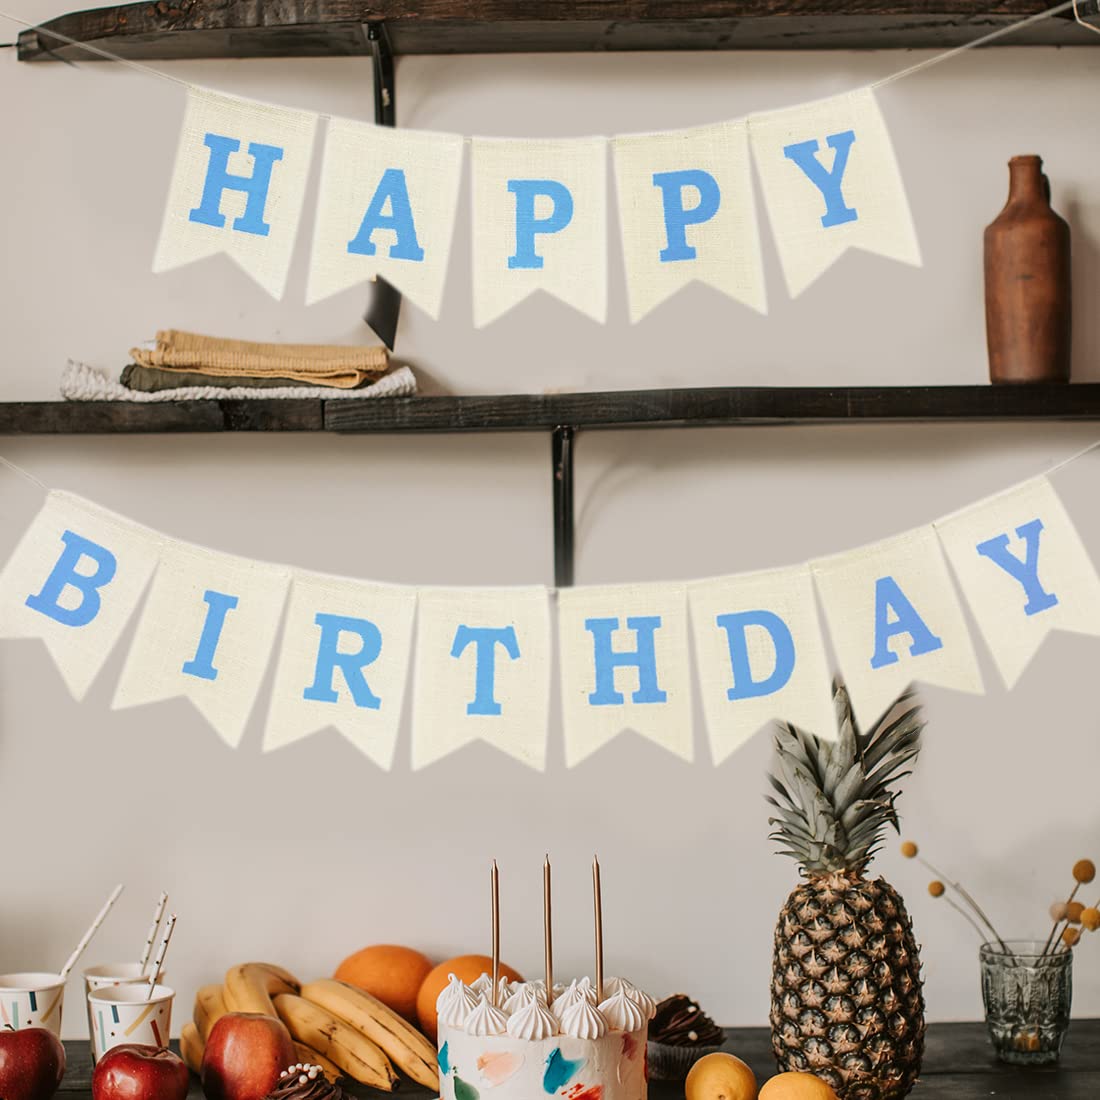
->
<box><xmin>265</xmin><ymin>1064</ymin><xmax>348</xmax><ymax>1100</ymax></box>
<box><xmin>647</xmin><ymin>994</ymin><xmax>726</xmax><ymax>1079</ymax></box>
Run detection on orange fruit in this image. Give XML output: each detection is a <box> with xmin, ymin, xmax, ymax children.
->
<box><xmin>685</xmin><ymin>1052</ymin><xmax>757</xmax><ymax>1100</ymax></box>
<box><xmin>759</xmin><ymin>1072</ymin><xmax>839</xmax><ymax>1100</ymax></box>
<box><xmin>334</xmin><ymin>944</ymin><xmax>434</xmax><ymax>1021</ymax></box>
<box><xmin>416</xmin><ymin>955</ymin><xmax>523</xmax><ymax>1039</ymax></box>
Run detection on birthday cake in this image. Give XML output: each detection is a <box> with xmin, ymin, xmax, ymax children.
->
<box><xmin>437</xmin><ymin>973</ymin><xmax>653</xmax><ymax>1100</ymax></box>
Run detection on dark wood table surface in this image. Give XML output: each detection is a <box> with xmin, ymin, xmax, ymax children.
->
<box><xmin>57</xmin><ymin>1020</ymin><xmax>1100</xmax><ymax>1098</ymax></box>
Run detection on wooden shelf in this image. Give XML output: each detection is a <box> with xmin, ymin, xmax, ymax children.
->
<box><xmin>16</xmin><ymin>0</ymin><xmax>1100</xmax><ymax>61</ymax></box>
<box><xmin>4</xmin><ymin>385</ymin><xmax>1100</xmax><ymax>435</ymax></box>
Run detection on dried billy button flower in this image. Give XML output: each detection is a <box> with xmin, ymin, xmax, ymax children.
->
<box><xmin>1067</xmin><ymin>902</ymin><xmax>1086</xmax><ymax>924</ymax></box>
<box><xmin>901</xmin><ymin>841</ymin><xmax>919</xmax><ymax>859</ymax></box>
<box><xmin>1074</xmin><ymin>860</ymin><xmax>1097</xmax><ymax>885</ymax></box>
<box><xmin>1082</xmin><ymin>908</ymin><xmax>1100</xmax><ymax>932</ymax></box>
<box><xmin>928</xmin><ymin>881</ymin><xmax>946</xmax><ymax>898</ymax></box>
<box><xmin>1050</xmin><ymin>902</ymin><xmax>1069</xmax><ymax>922</ymax></box>
<box><xmin>1063</xmin><ymin>927</ymin><xmax>1082</xmax><ymax>948</ymax></box>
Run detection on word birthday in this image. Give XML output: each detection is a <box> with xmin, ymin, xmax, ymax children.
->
<box><xmin>154</xmin><ymin>85</ymin><xmax>920</xmax><ymax>322</ymax></box>
<box><xmin>1</xmin><ymin>474</ymin><xmax>1096</xmax><ymax>772</ymax></box>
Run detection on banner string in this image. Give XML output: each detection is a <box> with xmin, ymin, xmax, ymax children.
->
<box><xmin>0</xmin><ymin>454</ymin><xmax>47</xmax><ymax>492</ymax></box>
<box><xmin>0</xmin><ymin>0</ymin><xmax>1092</xmax><ymax>127</ymax></box>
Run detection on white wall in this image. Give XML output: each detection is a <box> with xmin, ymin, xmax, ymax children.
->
<box><xmin>1</xmin><ymin>0</ymin><xmax>1099</xmax><ymax>1038</ymax></box>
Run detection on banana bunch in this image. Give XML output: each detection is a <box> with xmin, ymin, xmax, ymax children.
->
<box><xmin>187</xmin><ymin>963</ymin><xmax>440</xmax><ymax>1091</ymax></box>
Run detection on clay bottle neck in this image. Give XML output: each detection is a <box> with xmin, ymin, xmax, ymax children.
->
<box><xmin>1007</xmin><ymin>156</ymin><xmax>1048</xmax><ymax>205</ymax></box>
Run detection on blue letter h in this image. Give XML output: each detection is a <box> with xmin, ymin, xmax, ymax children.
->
<box><xmin>189</xmin><ymin>133</ymin><xmax>284</xmax><ymax>238</ymax></box>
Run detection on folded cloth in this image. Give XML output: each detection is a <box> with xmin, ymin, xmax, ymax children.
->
<box><xmin>129</xmin><ymin>330</ymin><xmax>389</xmax><ymax>389</ymax></box>
<box><xmin>121</xmin><ymin>364</ymin><xmax>382</xmax><ymax>393</ymax></box>
<box><xmin>62</xmin><ymin>360</ymin><xmax>417</xmax><ymax>402</ymax></box>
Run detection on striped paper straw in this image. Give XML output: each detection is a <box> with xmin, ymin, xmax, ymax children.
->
<box><xmin>146</xmin><ymin>913</ymin><xmax>176</xmax><ymax>1000</ymax></box>
<box><xmin>139</xmin><ymin>892</ymin><xmax>168</xmax><ymax>974</ymax></box>
<box><xmin>59</xmin><ymin>884</ymin><xmax>124</xmax><ymax>980</ymax></box>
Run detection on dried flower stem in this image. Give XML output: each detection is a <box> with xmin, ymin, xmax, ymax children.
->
<box><xmin>918</xmin><ymin>855</ymin><xmax>1009</xmax><ymax>953</ymax></box>
<box><xmin>1042</xmin><ymin>884</ymin><xmax>1081</xmax><ymax>958</ymax></box>
<box><xmin>946</xmin><ymin>896</ymin><xmax>988</xmax><ymax>940</ymax></box>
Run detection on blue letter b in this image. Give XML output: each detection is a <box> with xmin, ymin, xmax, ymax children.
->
<box><xmin>25</xmin><ymin>530</ymin><xmax>117</xmax><ymax>628</ymax></box>
<box><xmin>188</xmin><ymin>133</ymin><xmax>284</xmax><ymax>238</ymax></box>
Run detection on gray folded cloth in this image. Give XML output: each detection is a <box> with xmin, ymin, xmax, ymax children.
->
<box><xmin>120</xmin><ymin>364</ymin><xmax>379</xmax><ymax>393</ymax></box>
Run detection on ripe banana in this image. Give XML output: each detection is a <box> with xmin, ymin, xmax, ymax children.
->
<box><xmin>294</xmin><ymin>1041</ymin><xmax>343</xmax><ymax>1084</ymax></box>
<box><xmin>224</xmin><ymin>963</ymin><xmax>301</xmax><ymax>1016</ymax></box>
<box><xmin>273</xmin><ymin>993</ymin><xmax>398</xmax><ymax>1091</ymax></box>
<box><xmin>194</xmin><ymin>984</ymin><xmax>229</xmax><ymax>1040</ymax></box>
<box><xmin>301</xmin><ymin>979</ymin><xmax>439</xmax><ymax>1089</ymax></box>
<box><xmin>180</xmin><ymin>1021</ymin><xmax>205</xmax><ymax>1074</ymax></box>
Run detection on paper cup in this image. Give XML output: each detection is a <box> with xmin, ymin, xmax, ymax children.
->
<box><xmin>84</xmin><ymin>964</ymin><xmax>154</xmax><ymax>1055</ymax></box>
<box><xmin>0</xmin><ymin>972</ymin><xmax>66</xmax><ymax>1037</ymax></box>
<box><xmin>88</xmin><ymin>983</ymin><xmax>173</xmax><ymax>1063</ymax></box>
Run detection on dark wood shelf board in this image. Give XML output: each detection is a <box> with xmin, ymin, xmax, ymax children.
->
<box><xmin>4</xmin><ymin>386</ymin><xmax>1100</xmax><ymax>436</ymax></box>
<box><xmin>16</xmin><ymin>0</ymin><xmax>1100</xmax><ymax>61</ymax></box>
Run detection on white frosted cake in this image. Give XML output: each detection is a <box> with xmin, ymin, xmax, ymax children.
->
<box><xmin>437</xmin><ymin>975</ymin><xmax>654</xmax><ymax>1100</ymax></box>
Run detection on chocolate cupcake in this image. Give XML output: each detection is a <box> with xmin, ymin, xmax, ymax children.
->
<box><xmin>646</xmin><ymin>995</ymin><xmax>726</xmax><ymax>1079</ymax></box>
<box><xmin>265</xmin><ymin>1064</ymin><xmax>348</xmax><ymax>1100</ymax></box>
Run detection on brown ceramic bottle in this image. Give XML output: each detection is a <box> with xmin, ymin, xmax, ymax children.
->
<box><xmin>984</xmin><ymin>155</ymin><xmax>1071</xmax><ymax>383</ymax></box>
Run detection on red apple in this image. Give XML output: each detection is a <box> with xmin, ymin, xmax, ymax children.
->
<box><xmin>92</xmin><ymin>1044</ymin><xmax>189</xmax><ymax>1100</ymax></box>
<box><xmin>201</xmin><ymin>1012</ymin><xmax>295</xmax><ymax>1100</ymax></box>
<box><xmin>0</xmin><ymin>1026</ymin><xmax>65</xmax><ymax>1100</ymax></box>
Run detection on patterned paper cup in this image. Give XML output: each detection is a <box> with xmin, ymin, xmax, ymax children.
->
<box><xmin>0</xmin><ymin>972</ymin><xmax>66</xmax><ymax>1037</ymax></box>
<box><xmin>88</xmin><ymin>983</ymin><xmax>173</xmax><ymax>1063</ymax></box>
<box><xmin>84</xmin><ymin>964</ymin><xmax>155</xmax><ymax>1055</ymax></box>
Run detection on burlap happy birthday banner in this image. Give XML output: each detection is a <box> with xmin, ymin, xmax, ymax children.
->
<box><xmin>154</xmin><ymin>84</ymin><xmax>916</xmax><ymax>320</ymax></box>
<box><xmin>3</xmin><ymin>469</ymin><xmax>1098</xmax><ymax>769</ymax></box>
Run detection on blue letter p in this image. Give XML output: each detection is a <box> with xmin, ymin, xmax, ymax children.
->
<box><xmin>507</xmin><ymin>179</ymin><xmax>574</xmax><ymax>270</ymax></box>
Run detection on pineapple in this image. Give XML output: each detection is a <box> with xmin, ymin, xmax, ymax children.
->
<box><xmin>767</xmin><ymin>682</ymin><xmax>926</xmax><ymax>1100</ymax></box>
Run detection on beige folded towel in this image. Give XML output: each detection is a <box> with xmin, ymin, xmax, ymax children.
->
<box><xmin>129</xmin><ymin>330</ymin><xmax>390</xmax><ymax>390</ymax></box>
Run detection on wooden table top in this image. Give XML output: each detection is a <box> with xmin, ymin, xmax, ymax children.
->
<box><xmin>58</xmin><ymin>1020</ymin><xmax>1100</xmax><ymax>1099</ymax></box>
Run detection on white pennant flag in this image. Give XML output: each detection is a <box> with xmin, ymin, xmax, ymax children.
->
<box><xmin>812</xmin><ymin>526</ymin><xmax>983</xmax><ymax>727</ymax></box>
<box><xmin>411</xmin><ymin>587</ymin><xmax>551</xmax><ymax>771</ymax></box>
<box><xmin>935</xmin><ymin>477</ymin><xmax>1100</xmax><ymax>688</ymax></box>
<box><xmin>689</xmin><ymin>566</ymin><xmax>835</xmax><ymax>762</ymax></box>
<box><xmin>264</xmin><ymin>573</ymin><xmax>417</xmax><ymax>768</ymax></box>
<box><xmin>471</xmin><ymin>136</ymin><xmax>607</xmax><ymax>326</ymax></box>
<box><xmin>0</xmin><ymin>492</ymin><xmax>162</xmax><ymax>699</ymax></box>
<box><xmin>558</xmin><ymin>583</ymin><xmax>692</xmax><ymax>768</ymax></box>
<box><xmin>613</xmin><ymin>120</ymin><xmax>766</xmax><ymax>321</ymax></box>
<box><xmin>307</xmin><ymin>119</ymin><xmax>464</xmax><ymax>317</ymax></box>
<box><xmin>113</xmin><ymin>541</ymin><xmax>289</xmax><ymax>747</ymax></box>
<box><xmin>749</xmin><ymin>87</ymin><xmax>920</xmax><ymax>298</ymax></box>
<box><xmin>154</xmin><ymin>88</ymin><xmax>317</xmax><ymax>299</ymax></box>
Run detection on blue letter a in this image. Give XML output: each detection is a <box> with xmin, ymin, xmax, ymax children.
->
<box><xmin>783</xmin><ymin>130</ymin><xmax>858</xmax><ymax>228</ymax></box>
<box><xmin>347</xmin><ymin>168</ymin><xmax>426</xmax><ymax>262</ymax></box>
<box><xmin>189</xmin><ymin>133</ymin><xmax>284</xmax><ymax>237</ymax></box>
<box><xmin>870</xmin><ymin>576</ymin><xmax>943</xmax><ymax>669</ymax></box>
<box><xmin>25</xmin><ymin>530</ymin><xmax>117</xmax><ymax>628</ymax></box>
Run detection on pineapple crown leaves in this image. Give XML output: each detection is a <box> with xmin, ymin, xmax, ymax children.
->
<box><xmin>767</xmin><ymin>680</ymin><xmax>924</xmax><ymax>877</ymax></box>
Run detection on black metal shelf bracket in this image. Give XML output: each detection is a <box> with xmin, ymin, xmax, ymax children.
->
<box><xmin>553</xmin><ymin>426</ymin><xmax>576</xmax><ymax>588</ymax></box>
<box><xmin>362</xmin><ymin>21</ymin><xmax>403</xmax><ymax>352</ymax></box>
